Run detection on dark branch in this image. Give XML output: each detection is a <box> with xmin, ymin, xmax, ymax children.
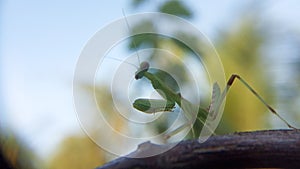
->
<box><xmin>96</xmin><ymin>130</ymin><xmax>300</xmax><ymax>169</ymax></box>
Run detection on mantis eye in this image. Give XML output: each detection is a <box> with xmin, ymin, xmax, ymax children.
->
<box><xmin>135</xmin><ymin>61</ymin><xmax>150</xmax><ymax>79</ymax></box>
<box><xmin>140</xmin><ymin>61</ymin><xmax>150</xmax><ymax>70</ymax></box>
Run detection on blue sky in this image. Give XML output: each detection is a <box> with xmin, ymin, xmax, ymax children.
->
<box><xmin>1</xmin><ymin>0</ymin><xmax>300</xmax><ymax>158</ymax></box>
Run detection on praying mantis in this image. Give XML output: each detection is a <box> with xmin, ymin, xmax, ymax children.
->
<box><xmin>117</xmin><ymin>10</ymin><xmax>296</xmax><ymax>140</ymax></box>
<box><xmin>131</xmin><ymin>60</ymin><xmax>296</xmax><ymax>139</ymax></box>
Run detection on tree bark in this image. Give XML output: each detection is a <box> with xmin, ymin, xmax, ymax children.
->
<box><xmin>96</xmin><ymin>129</ymin><xmax>300</xmax><ymax>169</ymax></box>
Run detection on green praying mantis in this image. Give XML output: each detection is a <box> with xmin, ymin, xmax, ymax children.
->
<box><xmin>119</xmin><ymin>10</ymin><xmax>296</xmax><ymax>140</ymax></box>
<box><xmin>131</xmin><ymin>60</ymin><xmax>296</xmax><ymax>139</ymax></box>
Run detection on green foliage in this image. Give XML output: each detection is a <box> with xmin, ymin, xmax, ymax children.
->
<box><xmin>217</xmin><ymin>21</ymin><xmax>265</xmax><ymax>68</ymax></box>
<box><xmin>131</xmin><ymin>0</ymin><xmax>148</xmax><ymax>7</ymax></box>
<box><xmin>129</xmin><ymin>33</ymin><xmax>158</xmax><ymax>50</ymax></box>
<box><xmin>127</xmin><ymin>20</ymin><xmax>158</xmax><ymax>50</ymax></box>
<box><xmin>172</xmin><ymin>31</ymin><xmax>201</xmax><ymax>55</ymax></box>
<box><xmin>159</xmin><ymin>0</ymin><xmax>193</xmax><ymax>18</ymax></box>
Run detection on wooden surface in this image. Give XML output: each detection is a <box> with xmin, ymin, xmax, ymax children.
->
<box><xmin>96</xmin><ymin>129</ymin><xmax>300</xmax><ymax>169</ymax></box>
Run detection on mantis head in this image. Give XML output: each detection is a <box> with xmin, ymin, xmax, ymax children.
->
<box><xmin>135</xmin><ymin>61</ymin><xmax>150</xmax><ymax>79</ymax></box>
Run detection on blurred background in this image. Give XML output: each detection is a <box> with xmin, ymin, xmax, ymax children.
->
<box><xmin>1</xmin><ymin>0</ymin><xmax>300</xmax><ymax>168</ymax></box>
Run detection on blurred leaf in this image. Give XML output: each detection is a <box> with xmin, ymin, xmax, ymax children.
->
<box><xmin>128</xmin><ymin>20</ymin><xmax>158</xmax><ymax>50</ymax></box>
<box><xmin>172</xmin><ymin>31</ymin><xmax>202</xmax><ymax>56</ymax></box>
<box><xmin>129</xmin><ymin>34</ymin><xmax>159</xmax><ymax>50</ymax></box>
<box><xmin>217</xmin><ymin>21</ymin><xmax>265</xmax><ymax>68</ymax></box>
<box><xmin>131</xmin><ymin>0</ymin><xmax>148</xmax><ymax>7</ymax></box>
<box><xmin>159</xmin><ymin>0</ymin><xmax>193</xmax><ymax>18</ymax></box>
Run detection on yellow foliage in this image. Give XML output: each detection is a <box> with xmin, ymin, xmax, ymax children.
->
<box><xmin>216</xmin><ymin>19</ymin><xmax>273</xmax><ymax>132</ymax></box>
<box><xmin>47</xmin><ymin>136</ymin><xmax>105</xmax><ymax>169</ymax></box>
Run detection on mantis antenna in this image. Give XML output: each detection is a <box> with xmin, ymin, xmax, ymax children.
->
<box><xmin>122</xmin><ymin>8</ymin><xmax>141</xmax><ymax>65</ymax></box>
<box><xmin>106</xmin><ymin>56</ymin><xmax>138</xmax><ymax>69</ymax></box>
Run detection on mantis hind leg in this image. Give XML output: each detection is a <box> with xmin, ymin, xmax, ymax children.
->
<box><xmin>226</xmin><ymin>74</ymin><xmax>296</xmax><ymax>129</ymax></box>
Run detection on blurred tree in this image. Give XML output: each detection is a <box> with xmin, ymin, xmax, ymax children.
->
<box><xmin>47</xmin><ymin>85</ymin><xmax>126</xmax><ymax>169</ymax></box>
<box><xmin>93</xmin><ymin>86</ymin><xmax>128</xmax><ymax>134</ymax></box>
<box><xmin>215</xmin><ymin>17</ymin><xmax>273</xmax><ymax>133</ymax></box>
<box><xmin>0</xmin><ymin>131</ymin><xmax>41</xmax><ymax>169</ymax></box>
<box><xmin>47</xmin><ymin>135</ymin><xmax>105</xmax><ymax>169</ymax></box>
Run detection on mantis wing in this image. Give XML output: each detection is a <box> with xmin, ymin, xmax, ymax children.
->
<box><xmin>208</xmin><ymin>82</ymin><xmax>221</xmax><ymax>120</ymax></box>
